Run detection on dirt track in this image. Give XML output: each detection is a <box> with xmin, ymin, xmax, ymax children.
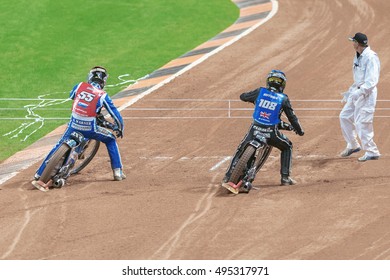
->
<box><xmin>1</xmin><ymin>0</ymin><xmax>390</xmax><ymax>260</ymax></box>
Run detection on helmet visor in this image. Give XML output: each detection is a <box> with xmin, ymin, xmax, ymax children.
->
<box><xmin>93</xmin><ymin>71</ymin><xmax>107</xmax><ymax>82</ymax></box>
<box><xmin>267</xmin><ymin>76</ymin><xmax>284</xmax><ymax>85</ymax></box>
<box><xmin>88</xmin><ymin>68</ymin><xmax>108</xmax><ymax>87</ymax></box>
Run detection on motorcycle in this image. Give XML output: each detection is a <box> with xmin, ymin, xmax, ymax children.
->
<box><xmin>36</xmin><ymin>113</ymin><xmax>118</xmax><ymax>190</ymax></box>
<box><xmin>222</xmin><ymin>121</ymin><xmax>294</xmax><ymax>194</ymax></box>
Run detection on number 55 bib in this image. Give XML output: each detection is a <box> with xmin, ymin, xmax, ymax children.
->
<box><xmin>72</xmin><ymin>82</ymin><xmax>105</xmax><ymax>117</ymax></box>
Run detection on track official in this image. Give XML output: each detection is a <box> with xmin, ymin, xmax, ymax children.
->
<box><xmin>339</xmin><ymin>32</ymin><xmax>381</xmax><ymax>161</ymax></box>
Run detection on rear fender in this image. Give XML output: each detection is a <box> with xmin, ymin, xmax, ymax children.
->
<box><xmin>247</xmin><ymin>139</ymin><xmax>263</xmax><ymax>149</ymax></box>
<box><xmin>241</xmin><ymin>141</ymin><xmax>261</xmax><ymax>169</ymax></box>
<box><xmin>253</xmin><ymin>131</ymin><xmax>268</xmax><ymax>145</ymax></box>
<box><xmin>64</xmin><ymin>139</ymin><xmax>78</xmax><ymax>149</ymax></box>
<box><xmin>61</xmin><ymin>136</ymin><xmax>82</xmax><ymax>169</ymax></box>
<box><xmin>69</xmin><ymin>131</ymin><xmax>85</xmax><ymax>145</ymax></box>
<box><xmin>246</xmin><ymin>138</ymin><xmax>268</xmax><ymax>177</ymax></box>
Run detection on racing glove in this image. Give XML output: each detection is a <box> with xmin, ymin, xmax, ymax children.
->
<box><xmin>112</xmin><ymin>125</ymin><xmax>123</xmax><ymax>138</ymax></box>
<box><xmin>278</xmin><ymin>121</ymin><xmax>293</xmax><ymax>131</ymax></box>
<box><xmin>115</xmin><ymin>129</ymin><xmax>123</xmax><ymax>138</ymax></box>
<box><xmin>340</xmin><ymin>91</ymin><xmax>349</xmax><ymax>104</ymax></box>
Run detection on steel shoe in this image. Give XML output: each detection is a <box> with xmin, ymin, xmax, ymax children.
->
<box><xmin>31</xmin><ymin>180</ymin><xmax>49</xmax><ymax>192</ymax></box>
<box><xmin>221</xmin><ymin>181</ymin><xmax>240</xmax><ymax>194</ymax></box>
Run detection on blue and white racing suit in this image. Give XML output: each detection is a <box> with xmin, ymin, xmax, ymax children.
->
<box><xmin>35</xmin><ymin>82</ymin><xmax>124</xmax><ymax>177</ymax></box>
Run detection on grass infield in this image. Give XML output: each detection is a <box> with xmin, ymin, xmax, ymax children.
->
<box><xmin>0</xmin><ymin>0</ymin><xmax>238</xmax><ymax>161</ymax></box>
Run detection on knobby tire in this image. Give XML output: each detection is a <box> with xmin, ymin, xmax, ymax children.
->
<box><xmin>229</xmin><ymin>145</ymin><xmax>256</xmax><ymax>185</ymax></box>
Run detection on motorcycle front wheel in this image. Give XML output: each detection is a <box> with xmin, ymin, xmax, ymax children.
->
<box><xmin>70</xmin><ymin>139</ymin><xmax>100</xmax><ymax>175</ymax></box>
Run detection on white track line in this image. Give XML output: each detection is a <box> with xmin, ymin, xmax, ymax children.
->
<box><xmin>3</xmin><ymin>115</ymin><xmax>390</xmax><ymax>121</ymax></box>
<box><xmin>139</xmin><ymin>98</ymin><xmax>390</xmax><ymax>102</ymax></box>
<box><xmin>2</xmin><ymin>98</ymin><xmax>390</xmax><ymax>102</ymax></box>
<box><xmin>210</xmin><ymin>156</ymin><xmax>231</xmax><ymax>171</ymax></box>
<box><xmin>0</xmin><ymin>98</ymin><xmax>66</xmax><ymax>101</ymax></box>
<box><xmin>0</xmin><ymin>172</ymin><xmax>18</xmax><ymax>185</ymax></box>
<box><xmin>118</xmin><ymin>116</ymin><xmax>390</xmax><ymax>119</ymax></box>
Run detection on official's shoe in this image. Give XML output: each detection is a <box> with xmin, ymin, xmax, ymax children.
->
<box><xmin>113</xmin><ymin>168</ymin><xmax>127</xmax><ymax>181</ymax></box>
<box><xmin>281</xmin><ymin>176</ymin><xmax>296</xmax><ymax>186</ymax></box>
<box><xmin>340</xmin><ymin>147</ymin><xmax>361</xmax><ymax>157</ymax></box>
<box><xmin>357</xmin><ymin>155</ymin><xmax>380</xmax><ymax>162</ymax></box>
<box><xmin>31</xmin><ymin>180</ymin><xmax>49</xmax><ymax>192</ymax></box>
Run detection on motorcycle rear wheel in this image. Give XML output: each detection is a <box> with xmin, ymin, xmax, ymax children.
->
<box><xmin>39</xmin><ymin>143</ymin><xmax>70</xmax><ymax>184</ymax></box>
<box><xmin>229</xmin><ymin>145</ymin><xmax>256</xmax><ymax>185</ymax></box>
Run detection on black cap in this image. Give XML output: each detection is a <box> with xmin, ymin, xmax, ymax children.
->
<box><xmin>349</xmin><ymin>32</ymin><xmax>368</xmax><ymax>45</ymax></box>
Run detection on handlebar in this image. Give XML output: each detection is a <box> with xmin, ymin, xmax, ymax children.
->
<box><xmin>96</xmin><ymin>113</ymin><xmax>122</xmax><ymax>137</ymax></box>
<box><xmin>96</xmin><ymin>114</ymin><xmax>115</xmax><ymax>129</ymax></box>
<box><xmin>278</xmin><ymin>121</ymin><xmax>293</xmax><ymax>131</ymax></box>
<box><xmin>279</xmin><ymin>121</ymin><xmax>304</xmax><ymax>136</ymax></box>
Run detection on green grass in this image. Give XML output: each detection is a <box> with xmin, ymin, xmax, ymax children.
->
<box><xmin>0</xmin><ymin>0</ymin><xmax>238</xmax><ymax>161</ymax></box>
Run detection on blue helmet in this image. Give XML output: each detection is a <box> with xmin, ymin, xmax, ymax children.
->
<box><xmin>88</xmin><ymin>66</ymin><xmax>108</xmax><ymax>89</ymax></box>
<box><xmin>266</xmin><ymin>70</ymin><xmax>287</xmax><ymax>92</ymax></box>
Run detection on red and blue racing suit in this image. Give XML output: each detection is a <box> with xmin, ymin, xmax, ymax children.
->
<box><xmin>35</xmin><ymin>82</ymin><xmax>124</xmax><ymax>177</ymax></box>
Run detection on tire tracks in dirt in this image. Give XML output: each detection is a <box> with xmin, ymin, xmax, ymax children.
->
<box><xmin>151</xmin><ymin>174</ymin><xmax>219</xmax><ymax>259</ymax></box>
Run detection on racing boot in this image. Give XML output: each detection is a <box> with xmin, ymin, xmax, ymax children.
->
<box><xmin>280</xmin><ymin>148</ymin><xmax>295</xmax><ymax>186</ymax></box>
<box><xmin>281</xmin><ymin>176</ymin><xmax>296</xmax><ymax>186</ymax></box>
<box><xmin>33</xmin><ymin>173</ymin><xmax>40</xmax><ymax>181</ymax></box>
<box><xmin>113</xmin><ymin>168</ymin><xmax>126</xmax><ymax>181</ymax></box>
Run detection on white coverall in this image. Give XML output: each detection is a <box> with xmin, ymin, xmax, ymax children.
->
<box><xmin>340</xmin><ymin>46</ymin><xmax>380</xmax><ymax>157</ymax></box>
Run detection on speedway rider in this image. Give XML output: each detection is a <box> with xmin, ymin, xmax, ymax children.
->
<box><xmin>32</xmin><ymin>66</ymin><xmax>126</xmax><ymax>191</ymax></box>
<box><xmin>222</xmin><ymin>70</ymin><xmax>304</xmax><ymax>192</ymax></box>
